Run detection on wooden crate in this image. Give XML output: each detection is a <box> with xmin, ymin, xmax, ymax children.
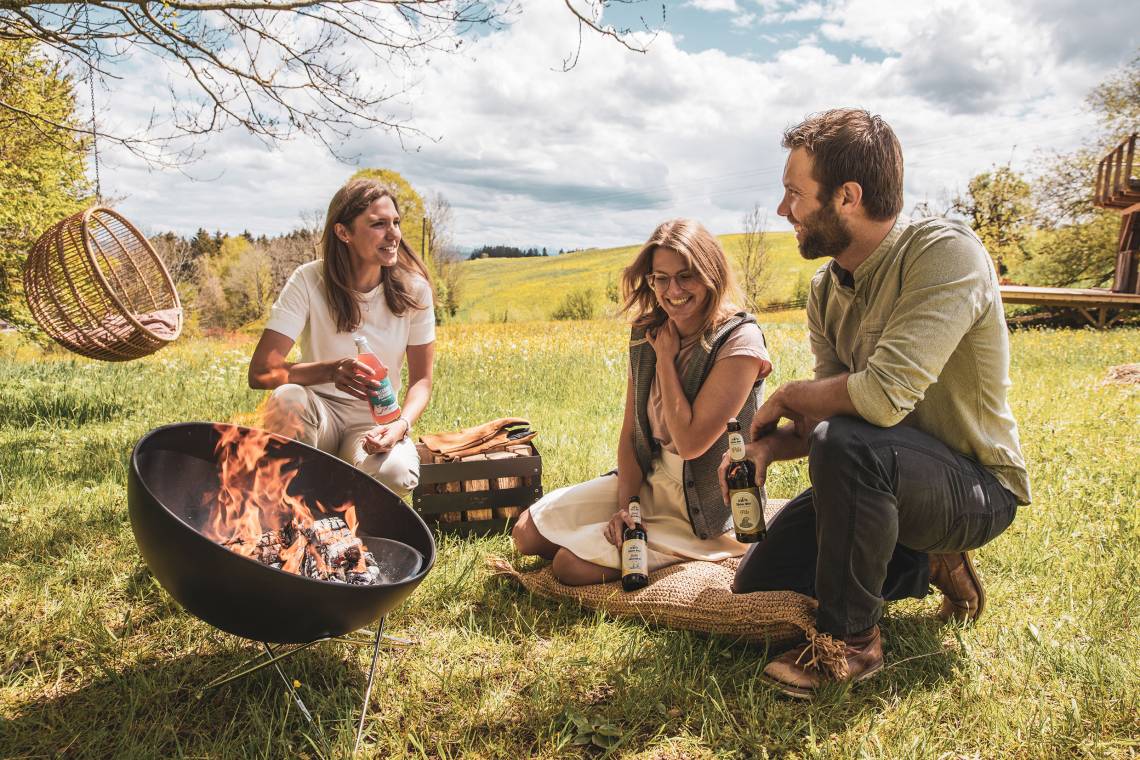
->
<box><xmin>412</xmin><ymin>441</ymin><xmax>543</xmax><ymax>536</ymax></box>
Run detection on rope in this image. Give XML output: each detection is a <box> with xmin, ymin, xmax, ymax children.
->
<box><xmin>81</xmin><ymin>1</ymin><xmax>102</xmax><ymax>201</ymax></box>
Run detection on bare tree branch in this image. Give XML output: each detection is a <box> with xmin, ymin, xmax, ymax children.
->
<box><xmin>739</xmin><ymin>203</ymin><xmax>769</xmax><ymax>311</ymax></box>
<box><xmin>559</xmin><ymin>0</ymin><xmax>659</xmax><ymax>71</ymax></box>
<box><xmin>1</xmin><ymin>0</ymin><xmax>658</xmax><ymax>165</ymax></box>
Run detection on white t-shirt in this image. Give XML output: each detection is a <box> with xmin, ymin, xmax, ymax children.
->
<box><xmin>265</xmin><ymin>260</ymin><xmax>435</xmax><ymax>400</ymax></box>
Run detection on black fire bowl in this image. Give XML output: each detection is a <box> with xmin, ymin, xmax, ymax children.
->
<box><xmin>128</xmin><ymin>422</ymin><xmax>436</xmax><ymax>644</ymax></box>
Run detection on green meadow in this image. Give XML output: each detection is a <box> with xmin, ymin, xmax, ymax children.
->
<box><xmin>1</xmin><ymin>319</ymin><xmax>1137</xmax><ymax>758</ymax></box>
<box><xmin>457</xmin><ymin>232</ymin><xmax>817</xmax><ymax>322</ymax></box>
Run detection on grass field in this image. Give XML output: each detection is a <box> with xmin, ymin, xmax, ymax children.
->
<box><xmin>455</xmin><ymin>232</ymin><xmax>818</xmax><ymax>323</ymax></box>
<box><xmin>1</xmin><ymin>322</ymin><xmax>1138</xmax><ymax>758</ymax></box>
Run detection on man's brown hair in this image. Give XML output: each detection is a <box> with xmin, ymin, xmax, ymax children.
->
<box><xmin>782</xmin><ymin>108</ymin><xmax>904</xmax><ymax>221</ymax></box>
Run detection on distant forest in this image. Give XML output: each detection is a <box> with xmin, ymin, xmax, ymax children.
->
<box><xmin>469</xmin><ymin>245</ymin><xmax>561</xmax><ymax>260</ymax></box>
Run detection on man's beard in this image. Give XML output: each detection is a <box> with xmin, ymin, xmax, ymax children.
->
<box><xmin>798</xmin><ymin>203</ymin><xmax>852</xmax><ymax>260</ymax></box>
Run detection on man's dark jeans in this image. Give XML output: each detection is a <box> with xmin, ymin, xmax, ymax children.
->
<box><xmin>734</xmin><ymin>416</ymin><xmax>1018</xmax><ymax>636</ymax></box>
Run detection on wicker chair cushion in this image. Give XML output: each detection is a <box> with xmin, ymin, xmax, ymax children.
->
<box><xmin>57</xmin><ymin>307</ymin><xmax>182</xmax><ymax>350</ymax></box>
<box><xmin>130</xmin><ymin>308</ymin><xmax>182</xmax><ymax>339</ymax></box>
<box><xmin>490</xmin><ymin>499</ymin><xmax>818</xmax><ymax>646</ymax></box>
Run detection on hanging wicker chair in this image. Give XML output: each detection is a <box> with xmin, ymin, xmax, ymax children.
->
<box><xmin>23</xmin><ymin>206</ymin><xmax>183</xmax><ymax>362</ymax></box>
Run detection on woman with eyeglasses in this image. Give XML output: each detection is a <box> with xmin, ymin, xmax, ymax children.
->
<box><xmin>512</xmin><ymin>219</ymin><xmax>772</xmax><ymax>585</ymax></box>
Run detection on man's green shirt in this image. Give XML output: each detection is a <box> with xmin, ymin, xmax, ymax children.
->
<box><xmin>809</xmin><ymin>216</ymin><xmax>1031</xmax><ymax>504</ymax></box>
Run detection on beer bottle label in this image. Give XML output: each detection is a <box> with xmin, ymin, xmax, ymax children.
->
<box><xmin>728</xmin><ymin>431</ymin><xmax>746</xmax><ymax>460</ymax></box>
<box><xmin>621</xmin><ymin>538</ymin><xmax>647</xmax><ymax>575</ymax></box>
<box><xmin>730</xmin><ymin>489</ymin><xmax>762</xmax><ymax>532</ymax></box>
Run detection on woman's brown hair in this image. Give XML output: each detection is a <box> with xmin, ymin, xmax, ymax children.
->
<box><xmin>320</xmin><ymin>178</ymin><xmax>434</xmax><ymax>333</ymax></box>
<box><xmin>620</xmin><ymin>218</ymin><xmax>744</xmax><ymax>334</ymax></box>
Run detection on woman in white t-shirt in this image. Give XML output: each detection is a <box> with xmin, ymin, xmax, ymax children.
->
<box><xmin>248</xmin><ymin>178</ymin><xmax>435</xmax><ymax>496</ymax></box>
<box><xmin>512</xmin><ymin>218</ymin><xmax>772</xmax><ymax>585</ymax></box>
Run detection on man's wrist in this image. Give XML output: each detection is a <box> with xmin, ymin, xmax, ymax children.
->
<box><xmin>746</xmin><ymin>438</ymin><xmax>780</xmax><ymax>472</ymax></box>
<box><xmin>772</xmin><ymin>380</ymin><xmax>799</xmax><ymax>411</ymax></box>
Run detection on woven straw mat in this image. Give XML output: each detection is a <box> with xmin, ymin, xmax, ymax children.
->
<box><xmin>489</xmin><ymin>498</ymin><xmax>817</xmax><ymax>646</ymax></box>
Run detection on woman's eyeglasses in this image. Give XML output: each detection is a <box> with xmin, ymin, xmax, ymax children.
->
<box><xmin>645</xmin><ymin>271</ymin><xmax>698</xmax><ymax>292</ymax></box>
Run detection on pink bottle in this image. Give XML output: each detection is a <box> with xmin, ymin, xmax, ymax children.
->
<box><xmin>352</xmin><ymin>335</ymin><xmax>401</xmax><ymax>424</ymax></box>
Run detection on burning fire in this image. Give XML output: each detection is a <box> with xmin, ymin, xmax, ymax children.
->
<box><xmin>202</xmin><ymin>425</ymin><xmax>368</xmax><ymax>578</ymax></box>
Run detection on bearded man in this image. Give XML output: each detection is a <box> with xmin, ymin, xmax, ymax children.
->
<box><xmin>722</xmin><ymin>108</ymin><xmax>1030</xmax><ymax>698</ymax></box>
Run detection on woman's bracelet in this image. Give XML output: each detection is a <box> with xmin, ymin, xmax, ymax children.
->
<box><xmin>398</xmin><ymin>415</ymin><xmax>411</xmax><ymax>437</ymax></box>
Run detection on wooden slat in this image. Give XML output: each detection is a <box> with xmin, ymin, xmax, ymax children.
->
<box><xmin>1094</xmin><ymin>134</ymin><xmax>1139</xmax><ymax>209</ymax></box>
<box><xmin>999</xmin><ymin>284</ymin><xmax>1140</xmax><ymax>308</ymax></box>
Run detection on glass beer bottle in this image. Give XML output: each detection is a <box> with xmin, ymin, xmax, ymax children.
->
<box><xmin>725</xmin><ymin>418</ymin><xmax>766</xmax><ymax>543</ymax></box>
<box><xmin>621</xmin><ymin>496</ymin><xmax>649</xmax><ymax>591</ymax></box>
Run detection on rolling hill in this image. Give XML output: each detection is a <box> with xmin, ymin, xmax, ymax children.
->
<box><xmin>453</xmin><ymin>231</ymin><xmax>822</xmax><ymax>323</ymax></box>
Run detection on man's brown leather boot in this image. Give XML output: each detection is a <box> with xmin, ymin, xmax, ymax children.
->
<box><xmin>929</xmin><ymin>551</ymin><xmax>986</xmax><ymax>623</ymax></box>
<box><xmin>762</xmin><ymin>625</ymin><xmax>883</xmax><ymax>699</ymax></box>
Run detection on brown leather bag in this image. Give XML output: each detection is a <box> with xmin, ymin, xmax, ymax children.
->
<box><xmin>419</xmin><ymin>418</ymin><xmax>537</xmax><ymax>460</ymax></box>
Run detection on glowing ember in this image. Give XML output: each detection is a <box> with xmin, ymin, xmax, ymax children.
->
<box><xmin>202</xmin><ymin>425</ymin><xmax>380</xmax><ymax>584</ymax></box>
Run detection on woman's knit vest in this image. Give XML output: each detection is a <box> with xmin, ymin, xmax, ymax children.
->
<box><xmin>628</xmin><ymin>312</ymin><xmax>765</xmax><ymax>539</ymax></box>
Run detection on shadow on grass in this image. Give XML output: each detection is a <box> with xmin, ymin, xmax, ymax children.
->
<box><xmin>476</xmin><ymin>560</ymin><xmax>969</xmax><ymax>754</ymax></box>
<box><xmin>0</xmin><ymin>641</ymin><xmax>388</xmax><ymax>759</ymax></box>
<box><xmin>2</xmin><ymin>560</ymin><xmax>971</xmax><ymax>759</ymax></box>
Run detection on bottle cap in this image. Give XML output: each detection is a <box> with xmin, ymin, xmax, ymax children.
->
<box><xmin>726</xmin><ymin>418</ymin><xmax>741</xmax><ymax>432</ymax></box>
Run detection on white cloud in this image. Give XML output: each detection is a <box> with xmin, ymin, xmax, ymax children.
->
<box><xmin>95</xmin><ymin>0</ymin><xmax>1131</xmax><ymax>250</ymax></box>
<box><xmin>781</xmin><ymin>2</ymin><xmax>825</xmax><ymax>21</ymax></box>
<box><xmin>817</xmin><ymin>0</ymin><xmax>1066</xmax><ymax>113</ymax></box>
<box><xmin>731</xmin><ymin>12</ymin><xmax>758</xmax><ymax>28</ymax></box>
<box><xmin>685</xmin><ymin>0</ymin><xmax>741</xmax><ymax>12</ymax></box>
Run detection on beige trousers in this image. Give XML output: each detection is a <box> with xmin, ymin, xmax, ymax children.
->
<box><xmin>263</xmin><ymin>384</ymin><xmax>420</xmax><ymax>497</ymax></box>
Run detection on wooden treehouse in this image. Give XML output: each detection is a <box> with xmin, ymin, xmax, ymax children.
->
<box><xmin>1095</xmin><ymin>132</ymin><xmax>1140</xmax><ymax>292</ymax></box>
<box><xmin>999</xmin><ymin>132</ymin><xmax>1140</xmax><ymax>327</ymax></box>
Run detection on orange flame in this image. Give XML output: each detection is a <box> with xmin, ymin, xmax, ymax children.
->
<box><xmin>202</xmin><ymin>424</ymin><xmax>362</xmax><ymax>576</ymax></box>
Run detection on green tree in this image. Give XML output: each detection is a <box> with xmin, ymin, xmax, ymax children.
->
<box><xmin>424</xmin><ymin>192</ymin><xmax>463</xmax><ymax>321</ymax></box>
<box><xmin>1028</xmin><ymin>54</ymin><xmax>1139</xmax><ymax>287</ymax></box>
<box><xmin>738</xmin><ymin>203</ymin><xmax>771</xmax><ymax>309</ymax></box>
<box><xmin>218</xmin><ymin>236</ymin><xmax>272</xmax><ymax>327</ymax></box>
<box><xmin>350</xmin><ymin>168</ymin><xmax>426</xmax><ymax>261</ymax></box>
<box><xmin>551</xmin><ymin>288</ymin><xmax>598</xmax><ymax>321</ymax></box>
<box><xmin>1088</xmin><ymin>54</ymin><xmax>1140</xmax><ymax>148</ymax></box>
<box><xmin>189</xmin><ymin>234</ymin><xmax>273</xmax><ymax>330</ymax></box>
<box><xmin>0</xmin><ymin>39</ymin><xmax>90</xmax><ymax>328</ymax></box>
<box><xmin>953</xmin><ymin>165</ymin><xmax>1033</xmax><ymax>276</ymax></box>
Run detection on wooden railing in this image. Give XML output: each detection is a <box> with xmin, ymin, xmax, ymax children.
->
<box><xmin>1094</xmin><ymin>132</ymin><xmax>1140</xmax><ymax>211</ymax></box>
<box><xmin>755</xmin><ymin>297</ymin><xmax>807</xmax><ymax>312</ymax></box>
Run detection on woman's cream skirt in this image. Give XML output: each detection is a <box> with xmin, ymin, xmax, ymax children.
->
<box><xmin>528</xmin><ymin>448</ymin><xmax>746</xmax><ymax>571</ymax></box>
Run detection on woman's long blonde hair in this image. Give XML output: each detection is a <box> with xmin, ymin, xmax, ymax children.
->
<box><xmin>620</xmin><ymin>218</ymin><xmax>743</xmax><ymax>333</ymax></box>
<box><xmin>320</xmin><ymin>179</ymin><xmax>434</xmax><ymax>333</ymax></box>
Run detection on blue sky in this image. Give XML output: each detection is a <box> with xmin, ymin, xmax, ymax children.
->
<box><xmin>96</xmin><ymin>0</ymin><xmax>1139</xmax><ymax>251</ymax></box>
<box><xmin>605</xmin><ymin>1</ymin><xmax>884</xmax><ymax>61</ymax></box>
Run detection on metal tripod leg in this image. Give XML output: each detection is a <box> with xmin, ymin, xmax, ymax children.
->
<box><xmin>264</xmin><ymin>642</ymin><xmax>314</xmax><ymax>724</ymax></box>
<box><xmin>198</xmin><ymin>638</ymin><xmax>329</xmax><ymax>696</ymax></box>
<box><xmin>353</xmin><ymin>616</ymin><xmax>386</xmax><ymax>756</ymax></box>
<box><xmin>195</xmin><ymin>620</ymin><xmax>400</xmax><ymax>756</ymax></box>
<box><xmin>339</xmin><ymin>629</ymin><xmax>415</xmax><ymax>648</ymax></box>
